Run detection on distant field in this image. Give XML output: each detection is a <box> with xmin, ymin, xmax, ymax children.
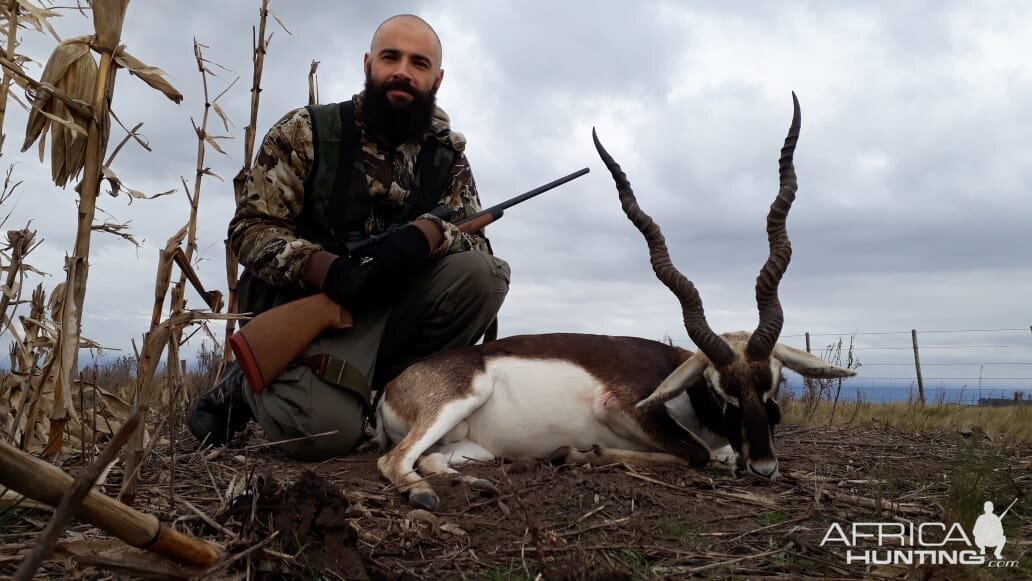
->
<box><xmin>782</xmin><ymin>397</ymin><xmax>1032</xmax><ymax>443</ymax></box>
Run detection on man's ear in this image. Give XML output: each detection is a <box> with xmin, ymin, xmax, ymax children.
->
<box><xmin>363</xmin><ymin>52</ymin><xmax>371</xmax><ymax>69</ymax></box>
<box><xmin>434</xmin><ymin>68</ymin><xmax>444</xmax><ymax>91</ymax></box>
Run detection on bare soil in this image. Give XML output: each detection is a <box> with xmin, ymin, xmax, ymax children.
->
<box><xmin>2</xmin><ymin>421</ymin><xmax>1029</xmax><ymax>579</ymax></box>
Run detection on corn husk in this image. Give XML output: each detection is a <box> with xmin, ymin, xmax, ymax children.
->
<box><xmin>21</xmin><ymin>36</ymin><xmax>96</xmax><ymax>187</ymax></box>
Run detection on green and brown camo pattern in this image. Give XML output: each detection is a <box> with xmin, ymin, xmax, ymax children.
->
<box><xmin>229</xmin><ymin>92</ymin><xmax>486</xmax><ymax>290</ymax></box>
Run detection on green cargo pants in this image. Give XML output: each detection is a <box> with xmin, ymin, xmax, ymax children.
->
<box><xmin>241</xmin><ymin>250</ymin><xmax>510</xmax><ymax>461</ymax></box>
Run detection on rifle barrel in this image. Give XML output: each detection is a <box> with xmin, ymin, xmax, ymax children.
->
<box><xmin>459</xmin><ymin>167</ymin><xmax>589</xmax><ymax>225</ymax></box>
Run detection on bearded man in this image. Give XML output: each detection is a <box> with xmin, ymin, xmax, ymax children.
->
<box><xmin>188</xmin><ymin>14</ymin><xmax>510</xmax><ymax>460</ymax></box>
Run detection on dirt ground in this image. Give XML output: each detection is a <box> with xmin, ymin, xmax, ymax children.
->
<box><xmin>2</xmin><ymin>420</ymin><xmax>1030</xmax><ymax>580</ymax></box>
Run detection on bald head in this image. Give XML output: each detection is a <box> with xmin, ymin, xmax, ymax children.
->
<box><xmin>363</xmin><ymin>13</ymin><xmax>445</xmax><ymax>136</ymax></box>
<box><xmin>371</xmin><ymin>14</ymin><xmax>442</xmax><ymax>67</ymax></box>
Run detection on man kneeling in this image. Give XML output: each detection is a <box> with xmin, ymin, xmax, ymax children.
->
<box><xmin>188</xmin><ymin>14</ymin><xmax>508</xmax><ymax>460</ymax></box>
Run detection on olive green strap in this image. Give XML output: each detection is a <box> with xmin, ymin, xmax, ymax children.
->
<box><xmin>296</xmin><ymin>353</ymin><xmax>371</xmax><ymax>406</ymax></box>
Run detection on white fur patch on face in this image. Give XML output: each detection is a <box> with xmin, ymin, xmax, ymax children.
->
<box><xmin>705</xmin><ymin>367</ymin><xmax>738</xmax><ymax>407</ymax></box>
<box><xmin>664</xmin><ymin>392</ymin><xmax>727</xmax><ymax>451</ymax></box>
<box><xmin>765</xmin><ymin>359</ymin><xmax>783</xmax><ymax>402</ymax></box>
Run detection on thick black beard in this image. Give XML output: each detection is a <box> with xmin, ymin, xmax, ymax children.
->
<box><xmin>363</xmin><ymin>76</ymin><xmax>437</xmax><ymax>146</ymax></box>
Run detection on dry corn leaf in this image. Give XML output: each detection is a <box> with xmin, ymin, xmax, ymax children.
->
<box><xmin>212</xmin><ymin>101</ymin><xmax>231</xmax><ymax>131</ymax></box>
<box><xmin>164</xmin><ymin>225</ymin><xmax>188</xmax><ymax>256</ymax></box>
<box><xmin>7</xmin><ymin>90</ymin><xmax>28</xmax><ymax>114</ymax></box>
<box><xmin>16</xmin><ymin>263</ymin><xmax>46</xmax><ymax>276</ymax></box>
<box><xmin>49</xmin><ymin>257</ymin><xmax>85</xmax><ymax>446</ymax></box>
<box><xmin>47</xmin><ymin>280</ymin><xmax>65</xmax><ymax>318</ymax></box>
<box><xmin>56</xmin><ymin>539</ymin><xmax>199</xmax><ymax>578</ymax></box>
<box><xmin>126</xmin><ymin>187</ymin><xmax>174</xmax><ymax>200</ymax></box>
<box><xmin>200</xmin><ymin>167</ymin><xmax>223</xmax><ymax>181</ymax></box>
<box><xmin>113</xmin><ymin>48</ymin><xmax>184</xmax><ymax>104</ymax></box>
<box><xmin>1</xmin><ymin>281</ymin><xmax>20</xmax><ymax>298</ymax></box>
<box><xmin>92</xmin><ymin>385</ymin><xmax>132</xmax><ymax>422</ymax></box>
<box><xmin>14</xmin><ymin>0</ymin><xmax>61</xmax><ymax>41</ymax></box>
<box><xmin>99</xmin><ymin>164</ymin><xmax>174</xmax><ymax>201</ymax></box>
<box><xmin>203</xmin><ymin>134</ymin><xmax>228</xmax><ymax>154</ymax></box>
<box><xmin>268</xmin><ymin>9</ymin><xmax>292</xmax><ymax>35</ymax></box>
<box><xmin>34</xmin><ymin>107</ymin><xmax>88</xmax><ymax>137</ymax></box>
<box><xmin>92</xmin><ymin>221</ymin><xmax>139</xmax><ymax>247</ymax></box>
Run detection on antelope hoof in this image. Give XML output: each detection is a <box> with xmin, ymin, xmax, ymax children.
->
<box><xmin>408</xmin><ymin>489</ymin><xmax>439</xmax><ymax>512</ymax></box>
<box><xmin>747</xmin><ymin>459</ymin><xmax>780</xmax><ymax>481</ymax></box>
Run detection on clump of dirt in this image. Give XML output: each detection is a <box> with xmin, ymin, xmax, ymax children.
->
<box><xmin>229</xmin><ymin>469</ymin><xmax>372</xmax><ymax>579</ymax></box>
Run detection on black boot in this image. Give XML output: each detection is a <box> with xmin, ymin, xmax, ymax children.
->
<box><xmin>187</xmin><ymin>363</ymin><xmax>254</xmax><ymax>447</ymax></box>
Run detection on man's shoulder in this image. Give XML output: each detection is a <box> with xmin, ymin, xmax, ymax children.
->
<box><xmin>266</xmin><ymin>107</ymin><xmax>314</xmax><ymax>147</ymax></box>
<box><xmin>273</xmin><ymin>106</ymin><xmax>313</xmax><ymax>129</ymax></box>
<box><xmin>430</xmin><ymin>106</ymin><xmax>467</xmax><ymax>153</ymax></box>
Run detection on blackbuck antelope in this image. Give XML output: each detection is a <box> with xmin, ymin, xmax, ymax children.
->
<box><xmin>375</xmin><ymin>94</ymin><xmax>856</xmax><ymax>511</ymax></box>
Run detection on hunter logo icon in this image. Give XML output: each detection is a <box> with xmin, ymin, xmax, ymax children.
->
<box><xmin>973</xmin><ymin>499</ymin><xmax>1016</xmax><ymax>560</ymax></box>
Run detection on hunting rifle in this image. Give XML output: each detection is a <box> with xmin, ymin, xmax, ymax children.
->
<box><xmin>229</xmin><ymin>167</ymin><xmax>590</xmax><ymax>393</ymax></box>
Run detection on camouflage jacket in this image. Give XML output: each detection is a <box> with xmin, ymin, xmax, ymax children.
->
<box><xmin>229</xmin><ymin>92</ymin><xmax>486</xmax><ymax>289</ymax></box>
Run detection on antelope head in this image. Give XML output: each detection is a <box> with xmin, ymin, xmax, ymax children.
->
<box><xmin>593</xmin><ymin>94</ymin><xmax>855</xmax><ymax>480</ymax></box>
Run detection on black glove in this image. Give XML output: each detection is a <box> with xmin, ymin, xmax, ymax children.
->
<box><xmin>322</xmin><ymin>224</ymin><xmax>432</xmax><ymax>308</ymax></box>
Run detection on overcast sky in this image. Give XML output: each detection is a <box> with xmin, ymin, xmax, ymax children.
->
<box><xmin>2</xmin><ymin>1</ymin><xmax>1030</xmax><ymax>397</ymax></box>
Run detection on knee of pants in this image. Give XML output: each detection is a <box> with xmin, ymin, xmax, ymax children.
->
<box><xmin>279</xmin><ymin>392</ymin><xmax>366</xmax><ymax>462</ymax></box>
<box><xmin>444</xmin><ymin>251</ymin><xmax>510</xmax><ymax>307</ymax></box>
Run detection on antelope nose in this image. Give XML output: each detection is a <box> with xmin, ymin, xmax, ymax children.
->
<box><xmin>748</xmin><ymin>458</ymin><xmax>779</xmax><ymax>480</ymax></box>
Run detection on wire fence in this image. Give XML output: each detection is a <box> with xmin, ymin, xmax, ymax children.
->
<box><xmin>673</xmin><ymin>326</ymin><xmax>1032</xmax><ymax>404</ymax></box>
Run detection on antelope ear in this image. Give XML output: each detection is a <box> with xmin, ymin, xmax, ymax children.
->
<box><xmin>773</xmin><ymin>343</ymin><xmax>857</xmax><ymax>378</ymax></box>
<box><xmin>637</xmin><ymin>352</ymin><xmax>711</xmax><ymax>409</ymax></box>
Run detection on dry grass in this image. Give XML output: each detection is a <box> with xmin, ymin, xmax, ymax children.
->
<box><xmin>783</xmin><ymin>397</ymin><xmax>1032</xmax><ymax>443</ymax></box>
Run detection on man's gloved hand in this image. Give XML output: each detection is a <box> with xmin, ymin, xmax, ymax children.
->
<box><xmin>322</xmin><ymin>224</ymin><xmax>433</xmax><ymax>308</ymax></box>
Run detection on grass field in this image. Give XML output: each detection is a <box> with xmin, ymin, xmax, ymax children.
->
<box><xmin>783</xmin><ymin>396</ymin><xmax>1032</xmax><ymax>443</ymax></box>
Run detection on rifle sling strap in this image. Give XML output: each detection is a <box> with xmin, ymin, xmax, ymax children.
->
<box><xmin>294</xmin><ymin>353</ymin><xmax>372</xmax><ymax>407</ymax></box>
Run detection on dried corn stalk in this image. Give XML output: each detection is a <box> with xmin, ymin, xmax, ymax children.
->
<box><xmin>17</xmin><ymin>0</ymin><xmax>183</xmax><ymax>456</ymax></box>
<box><xmin>225</xmin><ymin>0</ymin><xmax>274</xmax><ymax>361</ymax></box>
<box><xmin>1</xmin><ymin>282</ymin><xmax>44</xmax><ymax>444</ymax></box>
<box><xmin>159</xmin><ymin>40</ymin><xmax>232</xmax><ymax>408</ymax></box>
<box><xmin>119</xmin><ymin>309</ymin><xmax>242</xmax><ymax>504</ymax></box>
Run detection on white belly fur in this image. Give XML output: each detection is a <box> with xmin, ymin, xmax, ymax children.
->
<box><xmin>453</xmin><ymin>358</ymin><xmax>653</xmax><ymax>458</ymax></box>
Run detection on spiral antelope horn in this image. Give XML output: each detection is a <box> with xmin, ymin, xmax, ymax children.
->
<box><xmin>593</xmin><ymin>129</ymin><xmax>735</xmax><ymax>367</ymax></box>
<box><xmin>746</xmin><ymin>92</ymin><xmax>801</xmax><ymax>361</ymax></box>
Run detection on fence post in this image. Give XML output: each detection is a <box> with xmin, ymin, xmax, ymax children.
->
<box><xmin>911</xmin><ymin>329</ymin><xmax>926</xmax><ymax>406</ymax></box>
<box><xmin>803</xmin><ymin>332</ymin><xmax>815</xmax><ymax>399</ymax></box>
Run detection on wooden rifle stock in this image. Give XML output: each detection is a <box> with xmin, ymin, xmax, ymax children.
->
<box><xmin>229</xmin><ymin>293</ymin><xmax>352</xmax><ymax>392</ymax></box>
<box><xmin>454</xmin><ymin>212</ymin><xmax>496</xmax><ymax>235</ymax></box>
